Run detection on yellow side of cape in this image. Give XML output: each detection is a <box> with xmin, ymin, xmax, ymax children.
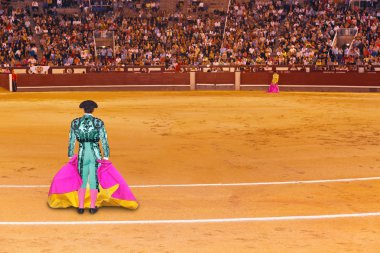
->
<box><xmin>48</xmin><ymin>184</ymin><xmax>139</xmax><ymax>210</ymax></box>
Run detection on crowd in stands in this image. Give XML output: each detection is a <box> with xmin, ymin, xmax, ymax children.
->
<box><xmin>348</xmin><ymin>6</ymin><xmax>380</xmax><ymax>65</ymax></box>
<box><xmin>220</xmin><ymin>0</ymin><xmax>286</xmax><ymax>65</ymax></box>
<box><xmin>0</xmin><ymin>0</ymin><xmax>378</xmax><ymax>68</ymax></box>
<box><xmin>0</xmin><ymin>7</ymin><xmax>37</xmax><ymax>67</ymax></box>
<box><xmin>222</xmin><ymin>0</ymin><xmax>379</xmax><ymax>66</ymax></box>
<box><xmin>276</xmin><ymin>0</ymin><xmax>380</xmax><ymax>66</ymax></box>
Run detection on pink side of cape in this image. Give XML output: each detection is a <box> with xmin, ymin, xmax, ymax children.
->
<box><xmin>97</xmin><ymin>160</ymin><xmax>137</xmax><ymax>201</ymax></box>
<box><xmin>268</xmin><ymin>83</ymin><xmax>280</xmax><ymax>93</ymax></box>
<box><xmin>48</xmin><ymin>155</ymin><xmax>82</xmax><ymax>195</ymax></box>
<box><xmin>48</xmin><ymin>156</ymin><xmax>137</xmax><ymax>202</ymax></box>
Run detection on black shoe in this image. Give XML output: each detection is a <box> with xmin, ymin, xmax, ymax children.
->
<box><xmin>77</xmin><ymin>208</ymin><xmax>84</xmax><ymax>214</ymax></box>
<box><xmin>89</xmin><ymin>207</ymin><xmax>98</xmax><ymax>214</ymax></box>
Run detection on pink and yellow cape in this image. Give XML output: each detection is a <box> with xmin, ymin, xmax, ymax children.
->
<box><xmin>268</xmin><ymin>83</ymin><xmax>279</xmax><ymax>93</ymax></box>
<box><xmin>47</xmin><ymin>156</ymin><xmax>138</xmax><ymax>209</ymax></box>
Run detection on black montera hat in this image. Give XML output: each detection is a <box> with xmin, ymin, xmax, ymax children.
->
<box><xmin>79</xmin><ymin>100</ymin><xmax>98</xmax><ymax>110</ymax></box>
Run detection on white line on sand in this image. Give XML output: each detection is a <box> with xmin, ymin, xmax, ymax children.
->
<box><xmin>1</xmin><ymin>212</ymin><xmax>380</xmax><ymax>225</ymax></box>
<box><xmin>1</xmin><ymin>176</ymin><xmax>380</xmax><ymax>189</ymax></box>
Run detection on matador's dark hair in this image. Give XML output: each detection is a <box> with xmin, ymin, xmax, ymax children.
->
<box><xmin>79</xmin><ymin>100</ymin><xmax>98</xmax><ymax>113</ymax></box>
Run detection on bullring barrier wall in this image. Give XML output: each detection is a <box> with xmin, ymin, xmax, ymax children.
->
<box><xmin>2</xmin><ymin>71</ymin><xmax>380</xmax><ymax>92</ymax></box>
<box><xmin>240</xmin><ymin>72</ymin><xmax>380</xmax><ymax>92</ymax></box>
<box><xmin>16</xmin><ymin>72</ymin><xmax>191</xmax><ymax>91</ymax></box>
<box><xmin>0</xmin><ymin>75</ymin><xmax>9</xmax><ymax>90</ymax></box>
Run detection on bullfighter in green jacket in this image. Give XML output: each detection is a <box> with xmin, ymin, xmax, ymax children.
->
<box><xmin>68</xmin><ymin>100</ymin><xmax>109</xmax><ymax>214</ymax></box>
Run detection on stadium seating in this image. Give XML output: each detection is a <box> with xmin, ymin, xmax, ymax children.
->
<box><xmin>0</xmin><ymin>0</ymin><xmax>378</xmax><ymax>68</ymax></box>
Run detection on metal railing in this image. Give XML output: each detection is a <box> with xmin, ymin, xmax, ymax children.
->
<box><xmin>348</xmin><ymin>29</ymin><xmax>359</xmax><ymax>55</ymax></box>
<box><xmin>93</xmin><ymin>30</ymin><xmax>115</xmax><ymax>57</ymax></box>
<box><xmin>94</xmin><ymin>30</ymin><xmax>114</xmax><ymax>38</ymax></box>
<box><xmin>337</xmin><ymin>28</ymin><xmax>358</xmax><ymax>36</ymax></box>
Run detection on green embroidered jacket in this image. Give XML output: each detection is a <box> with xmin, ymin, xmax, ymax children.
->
<box><xmin>68</xmin><ymin>114</ymin><xmax>110</xmax><ymax>159</ymax></box>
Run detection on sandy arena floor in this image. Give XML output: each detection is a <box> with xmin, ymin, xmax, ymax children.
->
<box><xmin>1</xmin><ymin>90</ymin><xmax>380</xmax><ymax>252</ymax></box>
